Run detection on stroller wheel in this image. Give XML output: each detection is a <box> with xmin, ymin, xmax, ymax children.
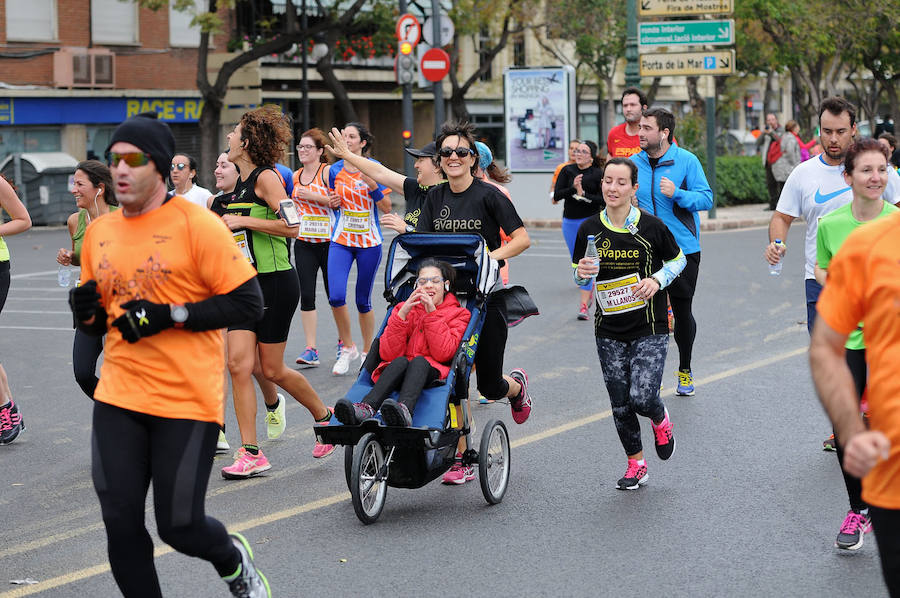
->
<box><xmin>350</xmin><ymin>433</ymin><xmax>388</xmax><ymax>524</ymax></box>
<box><xmin>478</xmin><ymin>419</ymin><xmax>510</xmax><ymax>505</ymax></box>
<box><xmin>343</xmin><ymin>445</ymin><xmax>354</xmax><ymax>492</ymax></box>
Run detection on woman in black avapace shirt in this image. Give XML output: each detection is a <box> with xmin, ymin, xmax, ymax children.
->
<box><xmin>554</xmin><ymin>140</ymin><xmax>604</xmax><ymax>321</ymax></box>
<box><xmin>416</xmin><ymin>121</ymin><xmax>533</xmax><ymax>484</ymax></box>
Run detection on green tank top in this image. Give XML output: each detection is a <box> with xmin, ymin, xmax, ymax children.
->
<box><xmin>0</xmin><ymin>235</ymin><xmax>8</xmax><ymax>262</ymax></box>
<box><xmin>72</xmin><ymin>207</ymin><xmax>118</xmax><ymax>263</ymax></box>
<box><xmin>226</xmin><ymin>166</ymin><xmax>292</xmax><ymax>274</ymax></box>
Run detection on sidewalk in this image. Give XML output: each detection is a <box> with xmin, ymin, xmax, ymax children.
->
<box><xmin>524</xmin><ymin>203</ymin><xmax>775</xmax><ymax>232</ymax></box>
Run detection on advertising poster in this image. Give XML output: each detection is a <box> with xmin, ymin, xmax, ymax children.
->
<box><xmin>504</xmin><ymin>67</ymin><xmax>574</xmax><ymax>172</ymax></box>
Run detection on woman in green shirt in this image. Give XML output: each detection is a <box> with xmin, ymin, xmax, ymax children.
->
<box><xmin>0</xmin><ymin>174</ymin><xmax>32</xmax><ymax>445</ymax></box>
<box><xmin>56</xmin><ymin>160</ymin><xmax>117</xmax><ymax>398</ymax></box>
<box><xmin>814</xmin><ymin>138</ymin><xmax>897</xmax><ymax>551</ymax></box>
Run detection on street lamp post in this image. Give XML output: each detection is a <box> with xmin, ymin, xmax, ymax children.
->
<box><xmin>625</xmin><ymin>0</ymin><xmax>640</xmax><ymax>87</ymax></box>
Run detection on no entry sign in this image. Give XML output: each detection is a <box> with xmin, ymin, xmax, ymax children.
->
<box><xmin>419</xmin><ymin>48</ymin><xmax>450</xmax><ymax>82</ymax></box>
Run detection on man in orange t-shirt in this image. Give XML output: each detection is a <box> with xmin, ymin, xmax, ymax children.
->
<box><xmin>606</xmin><ymin>87</ymin><xmax>647</xmax><ymax>158</ymax></box>
<box><xmin>68</xmin><ymin>115</ymin><xmax>271</xmax><ymax>597</ymax></box>
<box><xmin>811</xmin><ymin>211</ymin><xmax>900</xmax><ymax>594</ymax></box>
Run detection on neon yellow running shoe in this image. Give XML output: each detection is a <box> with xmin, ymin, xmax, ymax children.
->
<box><xmin>265</xmin><ymin>393</ymin><xmax>286</xmax><ymax>440</ymax></box>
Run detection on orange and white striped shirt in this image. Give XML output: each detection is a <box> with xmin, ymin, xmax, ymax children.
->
<box><xmin>328</xmin><ymin>159</ymin><xmax>391</xmax><ymax>248</ymax></box>
<box><xmin>292</xmin><ymin>163</ymin><xmax>334</xmax><ymax>244</ymax></box>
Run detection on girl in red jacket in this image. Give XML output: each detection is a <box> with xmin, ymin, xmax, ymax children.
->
<box><xmin>333</xmin><ymin>259</ymin><xmax>471</xmax><ymax>427</ymax></box>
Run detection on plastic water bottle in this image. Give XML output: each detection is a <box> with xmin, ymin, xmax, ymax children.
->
<box><xmin>769</xmin><ymin>239</ymin><xmax>785</xmax><ymax>276</ymax></box>
<box><xmin>585</xmin><ymin>234</ymin><xmax>599</xmax><ymax>278</ymax></box>
<box><xmin>58</xmin><ymin>265</ymin><xmax>73</xmax><ymax>287</ymax></box>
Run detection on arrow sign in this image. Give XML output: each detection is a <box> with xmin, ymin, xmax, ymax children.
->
<box><xmin>395</xmin><ymin>13</ymin><xmax>422</xmax><ymax>46</ymax></box>
<box><xmin>638</xmin><ymin>20</ymin><xmax>734</xmax><ymax>48</ymax></box>
<box><xmin>640</xmin><ymin>50</ymin><xmax>735</xmax><ymax>76</ymax></box>
<box><xmin>420</xmin><ymin>47</ymin><xmax>450</xmax><ymax>82</ymax></box>
<box><xmin>639</xmin><ymin>0</ymin><xmax>733</xmax><ymax>16</ymax></box>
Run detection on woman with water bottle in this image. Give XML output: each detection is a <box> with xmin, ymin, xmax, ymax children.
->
<box><xmin>572</xmin><ymin>157</ymin><xmax>686</xmax><ymax>490</ymax></box>
<box><xmin>56</xmin><ymin>160</ymin><xmax>118</xmax><ymax>398</ymax></box>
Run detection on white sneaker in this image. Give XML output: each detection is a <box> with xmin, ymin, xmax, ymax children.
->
<box><xmin>332</xmin><ymin>344</ymin><xmax>360</xmax><ymax>376</ymax></box>
<box><xmin>216</xmin><ymin>430</ymin><xmax>230</xmax><ymax>454</ymax></box>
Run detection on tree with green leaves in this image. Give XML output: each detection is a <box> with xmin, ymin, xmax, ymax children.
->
<box><xmin>538</xmin><ymin>0</ymin><xmax>624</xmax><ymax>141</ymax></box>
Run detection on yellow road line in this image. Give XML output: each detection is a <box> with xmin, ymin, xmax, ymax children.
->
<box><xmin>0</xmin><ymin>345</ymin><xmax>809</xmax><ymax>597</ymax></box>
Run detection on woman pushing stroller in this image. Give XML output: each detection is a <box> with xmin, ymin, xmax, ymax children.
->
<box><xmin>333</xmin><ymin>259</ymin><xmax>471</xmax><ymax>427</ymax></box>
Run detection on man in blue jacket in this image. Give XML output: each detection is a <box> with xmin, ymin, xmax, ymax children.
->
<box><xmin>632</xmin><ymin>107</ymin><xmax>713</xmax><ymax>396</ymax></box>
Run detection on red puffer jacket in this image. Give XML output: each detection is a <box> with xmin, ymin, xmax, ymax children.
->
<box><xmin>372</xmin><ymin>292</ymin><xmax>471</xmax><ymax>382</ymax></box>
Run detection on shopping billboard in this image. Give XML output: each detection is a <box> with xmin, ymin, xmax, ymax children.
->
<box><xmin>503</xmin><ymin>66</ymin><xmax>576</xmax><ymax>172</ymax></box>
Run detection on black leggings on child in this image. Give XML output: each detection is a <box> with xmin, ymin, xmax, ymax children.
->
<box><xmin>363</xmin><ymin>356</ymin><xmax>439</xmax><ymax>412</ymax></box>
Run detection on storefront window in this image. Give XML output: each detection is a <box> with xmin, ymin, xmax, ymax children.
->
<box><xmin>0</xmin><ymin>129</ymin><xmax>62</xmax><ymax>163</ymax></box>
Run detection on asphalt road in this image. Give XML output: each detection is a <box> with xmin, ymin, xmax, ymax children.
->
<box><xmin>0</xmin><ymin>224</ymin><xmax>889</xmax><ymax>597</ymax></box>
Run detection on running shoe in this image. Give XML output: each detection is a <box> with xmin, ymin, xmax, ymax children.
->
<box><xmin>332</xmin><ymin>344</ymin><xmax>360</xmax><ymax>376</ymax></box>
<box><xmin>616</xmin><ymin>459</ymin><xmax>649</xmax><ymax>490</ymax></box>
<box><xmin>675</xmin><ymin>369</ymin><xmax>695</xmax><ymax>396</ymax></box>
<box><xmin>823</xmin><ymin>434</ymin><xmax>837</xmax><ymax>452</ymax></box>
<box><xmin>216</xmin><ymin>430</ymin><xmax>230</xmax><ymax>454</ymax></box>
<box><xmin>380</xmin><ymin>399</ymin><xmax>412</xmax><ymax>427</ymax></box>
<box><xmin>264</xmin><ymin>394</ymin><xmax>286</xmax><ymax>440</ymax></box>
<box><xmin>508</xmin><ymin>368</ymin><xmax>532</xmax><ymax>424</ymax></box>
<box><xmin>222</xmin><ymin>448</ymin><xmax>272</xmax><ymax>479</ymax></box>
<box><xmin>312</xmin><ymin>407</ymin><xmax>335</xmax><ymax>458</ymax></box>
<box><xmin>835</xmin><ymin>510</ymin><xmax>872</xmax><ymax>550</ymax></box>
<box><xmin>577</xmin><ymin>303</ymin><xmax>589</xmax><ymax>320</ymax></box>
<box><xmin>333</xmin><ymin>398</ymin><xmax>374</xmax><ymax>426</ymax></box>
<box><xmin>295</xmin><ymin>346</ymin><xmax>320</xmax><ymax>366</ymax></box>
<box><xmin>651</xmin><ymin>407</ymin><xmax>675</xmax><ymax>460</ymax></box>
<box><xmin>224</xmin><ymin>532</ymin><xmax>271</xmax><ymax>598</ymax></box>
<box><xmin>0</xmin><ymin>401</ymin><xmax>25</xmax><ymax>445</ymax></box>
<box><xmin>442</xmin><ymin>454</ymin><xmax>475</xmax><ymax>485</ymax></box>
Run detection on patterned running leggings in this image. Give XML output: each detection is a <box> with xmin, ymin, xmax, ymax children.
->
<box><xmin>595</xmin><ymin>334</ymin><xmax>668</xmax><ymax>456</ymax></box>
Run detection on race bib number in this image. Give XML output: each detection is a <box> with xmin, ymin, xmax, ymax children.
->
<box><xmin>232</xmin><ymin>230</ymin><xmax>254</xmax><ymax>264</ymax></box>
<box><xmin>300</xmin><ymin>215</ymin><xmax>331</xmax><ymax>239</ymax></box>
<box><xmin>342</xmin><ymin>210</ymin><xmax>370</xmax><ymax>234</ymax></box>
<box><xmin>595</xmin><ymin>272</ymin><xmax>645</xmax><ymax>315</ymax></box>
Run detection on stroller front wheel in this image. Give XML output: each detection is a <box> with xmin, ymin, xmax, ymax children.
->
<box><xmin>479</xmin><ymin>419</ymin><xmax>510</xmax><ymax>504</ymax></box>
<box><xmin>350</xmin><ymin>433</ymin><xmax>388</xmax><ymax>524</ymax></box>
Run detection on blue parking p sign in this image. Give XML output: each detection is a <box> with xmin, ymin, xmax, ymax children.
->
<box><xmin>704</xmin><ymin>56</ymin><xmax>716</xmax><ymax>69</ymax></box>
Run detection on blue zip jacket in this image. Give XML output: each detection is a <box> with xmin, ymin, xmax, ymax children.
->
<box><xmin>632</xmin><ymin>144</ymin><xmax>713</xmax><ymax>255</ymax></box>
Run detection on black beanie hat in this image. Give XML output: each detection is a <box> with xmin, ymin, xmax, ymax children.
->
<box><xmin>105</xmin><ymin>115</ymin><xmax>176</xmax><ymax>179</ymax></box>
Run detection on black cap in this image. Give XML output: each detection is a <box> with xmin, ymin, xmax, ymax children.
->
<box><xmin>106</xmin><ymin>115</ymin><xmax>175</xmax><ymax>179</ymax></box>
<box><xmin>404</xmin><ymin>141</ymin><xmax>436</xmax><ymax>158</ymax></box>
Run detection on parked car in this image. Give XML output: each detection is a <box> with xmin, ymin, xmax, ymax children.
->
<box><xmin>716</xmin><ymin>129</ymin><xmax>758</xmax><ymax>156</ymax></box>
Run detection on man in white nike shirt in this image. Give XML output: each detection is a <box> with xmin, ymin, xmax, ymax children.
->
<box><xmin>765</xmin><ymin>96</ymin><xmax>900</xmax><ymax>332</ymax></box>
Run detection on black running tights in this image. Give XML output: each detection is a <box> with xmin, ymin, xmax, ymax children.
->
<box><xmin>869</xmin><ymin>507</ymin><xmax>900</xmax><ymax>597</ymax></box>
<box><xmin>73</xmin><ymin>329</ymin><xmax>102</xmax><ymax>399</ymax></box>
<box><xmin>362</xmin><ymin>356</ymin><xmax>440</xmax><ymax>412</ymax></box>
<box><xmin>91</xmin><ymin>401</ymin><xmax>239</xmax><ymax>597</ymax></box>
<box><xmin>835</xmin><ymin>348</ymin><xmax>867</xmax><ymax>512</ymax></box>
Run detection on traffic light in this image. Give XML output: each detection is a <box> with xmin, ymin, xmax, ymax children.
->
<box><xmin>396</xmin><ymin>41</ymin><xmax>415</xmax><ymax>85</ymax></box>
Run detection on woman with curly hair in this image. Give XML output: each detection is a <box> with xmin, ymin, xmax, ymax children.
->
<box><xmin>220</xmin><ymin>106</ymin><xmax>333</xmax><ymax>479</ymax></box>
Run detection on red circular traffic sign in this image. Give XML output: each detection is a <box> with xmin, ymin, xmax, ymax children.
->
<box><xmin>420</xmin><ymin>48</ymin><xmax>450</xmax><ymax>82</ymax></box>
<box><xmin>395</xmin><ymin>13</ymin><xmax>421</xmax><ymax>46</ymax></box>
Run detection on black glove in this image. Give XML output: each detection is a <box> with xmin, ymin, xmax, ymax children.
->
<box><xmin>68</xmin><ymin>280</ymin><xmax>103</xmax><ymax>322</ymax></box>
<box><xmin>111</xmin><ymin>300</ymin><xmax>173</xmax><ymax>343</ymax></box>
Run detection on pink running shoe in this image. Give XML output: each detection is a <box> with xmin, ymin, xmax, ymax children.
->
<box><xmin>616</xmin><ymin>458</ymin><xmax>648</xmax><ymax>490</ymax></box>
<box><xmin>313</xmin><ymin>408</ymin><xmax>336</xmax><ymax>458</ymax></box>
<box><xmin>222</xmin><ymin>448</ymin><xmax>272</xmax><ymax>480</ymax></box>
<box><xmin>835</xmin><ymin>510</ymin><xmax>872</xmax><ymax>550</ymax></box>
<box><xmin>442</xmin><ymin>462</ymin><xmax>476</xmax><ymax>485</ymax></box>
<box><xmin>651</xmin><ymin>407</ymin><xmax>675</xmax><ymax>461</ymax></box>
<box><xmin>508</xmin><ymin>369</ymin><xmax>532</xmax><ymax>424</ymax></box>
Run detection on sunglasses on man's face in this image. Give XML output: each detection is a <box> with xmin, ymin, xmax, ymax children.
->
<box><xmin>439</xmin><ymin>147</ymin><xmax>476</xmax><ymax>158</ymax></box>
<box><xmin>170</xmin><ymin>163</ymin><xmax>188</xmax><ymax>171</ymax></box>
<box><xmin>106</xmin><ymin>151</ymin><xmax>152</xmax><ymax>168</ymax></box>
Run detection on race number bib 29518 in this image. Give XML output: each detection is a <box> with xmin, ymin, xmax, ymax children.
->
<box><xmin>595</xmin><ymin>272</ymin><xmax>645</xmax><ymax>315</ymax></box>
<box><xmin>342</xmin><ymin>210</ymin><xmax>370</xmax><ymax>234</ymax></box>
<box><xmin>232</xmin><ymin>230</ymin><xmax>254</xmax><ymax>264</ymax></box>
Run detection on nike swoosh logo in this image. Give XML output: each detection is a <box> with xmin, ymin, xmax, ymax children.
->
<box><xmin>814</xmin><ymin>187</ymin><xmax>850</xmax><ymax>204</ymax></box>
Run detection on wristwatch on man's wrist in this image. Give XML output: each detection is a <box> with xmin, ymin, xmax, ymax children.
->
<box><xmin>170</xmin><ymin>304</ymin><xmax>189</xmax><ymax>328</ymax></box>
